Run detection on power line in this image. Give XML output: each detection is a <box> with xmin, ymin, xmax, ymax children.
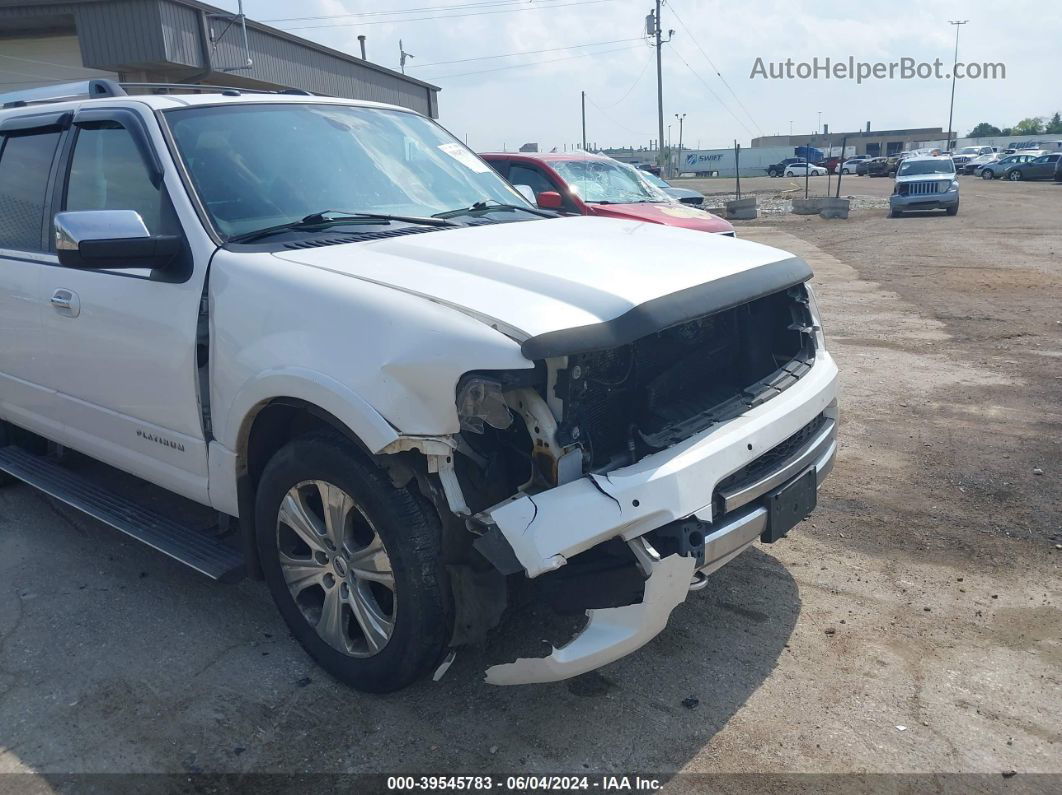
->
<box><xmin>595</xmin><ymin>48</ymin><xmax>654</xmax><ymax>108</ymax></box>
<box><xmin>665</xmin><ymin>0</ymin><xmax>764</xmax><ymax>137</ymax></box>
<box><xmin>263</xmin><ymin>0</ymin><xmax>551</xmax><ymax>24</ymax></box>
<box><xmin>670</xmin><ymin>46</ymin><xmax>754</xmax><ymax>138</ymax></box>
<box><xmin>280</xmin><ymin>0</ymin><xmax>615</xmax><ymax>31</ymax></box>
<box><xmin>585</xmin><ymin>95</ymin><xmax>653</xmax><ymax>138</ymax></box>
<box><xmin>430</xmin><ymin>43</ymin><xmax>645</xmax><ymax>79</ymax></box>
<box><xmin>410</xmin><ymin>37</ymin><xmax>644</xmax><ymax>69</ymax></box>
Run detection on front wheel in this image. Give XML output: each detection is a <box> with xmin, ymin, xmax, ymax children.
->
<box><xmin>981</xmin><ymin>169</ymin><xmax>994</xmax><ymax>180</ymax></box>
<box><xmin>1008</xmin><ymin>170</ymin><xmax>1022</xmax><ymax>181</ymax></box>
<box><xmin>889</xmin><ymin>208</ymin><xmax>903</xmax><ymax>218</ymax></box>
<box><xmin>946</xmin><ymin>202</ymin><xmax>959</xmax><ymax>216</ymax></box>
<box><xmin>255</xmin><ymin>432</ymin><xmax>450</xmax><ymax>692</ymax></box>
<box><xmin>841</xmin><ymin>168</ymin><xmax>850</xmax><ymax>175</ymax></box>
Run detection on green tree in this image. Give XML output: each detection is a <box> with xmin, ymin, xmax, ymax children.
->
<box><xmin>968</xmin><ymin>122</ymin><xmax>1002</xmax><ymax>137</ymax></box>
<box><xmin>1013</xmin><ymin>117</ymin><xmax>1045</xmax><ymax>136</ymax></box>
<box><xmin>1046</xmin><ymin>112</ymin><xmax>1062</xmax><ymax>135</ymax></box>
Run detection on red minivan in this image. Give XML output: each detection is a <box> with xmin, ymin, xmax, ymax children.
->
<box><xmin>480</xmin><ymin>152</ymin><xmax>735</xmax><ymax>236</ymax></box>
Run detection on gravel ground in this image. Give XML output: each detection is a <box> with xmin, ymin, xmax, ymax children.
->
<box><xmin>679</xmin><ymin>174</ymin><xmax>892</xmax><ymax>214</ymax></box>
<box><xmin>0</xmin><ymin>174</ymin><xmax>1059</xmax><ymax>788</ymax></box>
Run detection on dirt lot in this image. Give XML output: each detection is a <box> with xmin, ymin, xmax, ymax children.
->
<box><xmin>1</xmin><ymin>174</ymin><xmax>1060</xmax><ymax>786</ymax></box>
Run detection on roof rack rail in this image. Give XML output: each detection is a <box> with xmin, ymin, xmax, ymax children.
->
<box><xmin>1</xmin><ymin>78</ymin><xmax>125</xmax><ymax>109</ymax></box>
<box><xmin>1</xmin><ymin>80</ymin><xmax>317</xmax><ymax>110</ymax></box>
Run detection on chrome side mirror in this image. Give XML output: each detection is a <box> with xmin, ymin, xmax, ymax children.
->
<box><xmin>55</xmin><ymin>210</ymin><xmax>150</xmax><ymax>251</ymax></box>
<box><xmin>54</xmin><ymin>210</ymin><xmax>182</xmax><ymax>273</ymax></box>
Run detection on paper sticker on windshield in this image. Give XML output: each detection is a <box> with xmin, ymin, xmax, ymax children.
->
<box><xmin>438</xmin><ymin>142</ymin><xmax>490</xmax><ymax>173</ymax></box>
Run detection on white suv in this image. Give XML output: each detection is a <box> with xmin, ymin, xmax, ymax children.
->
<box><xmin>0</xmin><ymin>81</ymin><xmax>838</xmax><ymax>691</ymax></box>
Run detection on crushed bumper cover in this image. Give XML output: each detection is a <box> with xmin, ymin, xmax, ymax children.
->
<box><xmin>484</xmin><ymin>553</ymin><xmax>697</xmax><ymax>685</ymax></box>
<box><xmin>480</xmin><ymin>353</ymin><xmax>838</xmax><ymax>685</ymax></box>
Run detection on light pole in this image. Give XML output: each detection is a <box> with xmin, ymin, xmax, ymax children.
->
<box><xmin>817</xmin><ymin>111</ymin><xmax>822</xmax><ymax>134</ymax></box>
<box><xmin>674</xmin><ymin>113</ymin><xmax>686</xmax><ymax>172</ymax></box>
<box><xmin>945</xmin><ymin>20</ymin><xmax>968</xmax><ymax>151</ymax></box>
<box><xmin>789</xmin><ymin>120</ymin><xmax>793</xmax><ymax>137</ymax></box>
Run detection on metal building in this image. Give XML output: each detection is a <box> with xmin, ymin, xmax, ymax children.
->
<box><xmin>0</xmin><ymin>0</ymin><xmax>440</xmax><ymax>116</ymax></box>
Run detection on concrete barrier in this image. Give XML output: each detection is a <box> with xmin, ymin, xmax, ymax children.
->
<box><xmin>818</xmin><ymin>197</ymin><xmax>850</xmax><ymax>219</ymax></box>
<box><xmin>790</xmin><ymin>198</ymin><xmax>822</xmax><ymax>215</ymax></box>
<box><xmin>790</xmin><ymin>197</ymin><xmax>851</xmax><ymax>218</ymax></box>
<box><xmin>725</xmin><ymin>197</ymin><xmax>758</xmax><ymax>220</ymax></box>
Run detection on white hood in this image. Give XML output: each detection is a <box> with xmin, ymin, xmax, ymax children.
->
<box><xmin>271</xmin><ymin>216</ymin><xmax>804</xmax><ymax>344</ymax></box>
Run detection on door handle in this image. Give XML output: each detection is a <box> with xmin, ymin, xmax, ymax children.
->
<box><xmin>50</xmin><ymin>289</ymin><xmax>80</xmax><ymax>318</ymax></box>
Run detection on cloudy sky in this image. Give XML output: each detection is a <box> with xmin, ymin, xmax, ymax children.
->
<box><xmin>235</xmin><ymin>0</ymin><xmax>1057</xmax><ymax>152</ymax></box>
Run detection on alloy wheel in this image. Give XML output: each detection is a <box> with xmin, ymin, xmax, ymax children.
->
<box><xmin>276</xmin><ymin>480</ymin><xmax>396</xmax><ymax>657</ymax></box>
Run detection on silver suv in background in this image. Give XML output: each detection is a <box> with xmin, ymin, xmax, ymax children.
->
<box><xmin>889</xmin><ymin>156</ymin><xmax>959</xmax><ymax>217</ymax></box>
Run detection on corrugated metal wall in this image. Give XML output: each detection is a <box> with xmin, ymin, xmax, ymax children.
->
<box><xmin>0</xmin><ymin>0</ymin><xmax>439</xmax><ymax>116</ymax></box>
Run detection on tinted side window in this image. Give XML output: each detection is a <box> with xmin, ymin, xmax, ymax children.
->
<box><xmin>65</xmin><ymin>123</ymin><xmax>164</xmax><ymax>233</ymax></box>
<box><xmin>0</xmin><ymin>131</ymin><xmax>60</xmax><ymax>251</ymax></box>
<box><xmin>509</xmin><ymin>164</ymin><xmax>556</xmax><ymax>196</ymax></box>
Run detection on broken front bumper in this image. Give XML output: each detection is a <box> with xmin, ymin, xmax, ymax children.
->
<box><xmin>482</xmin><ymin>351</ymin><xmax>839</xmax><ymax>684</ymax></box>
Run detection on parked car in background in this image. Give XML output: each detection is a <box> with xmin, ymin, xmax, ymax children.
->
<box><xmin>841</xmin><ymin>157</ymin><xmax>868</xmax><ymax>174</ymax></box>
<box><xmin>979</xmin><ymin>152</ymin><xmax>1041</xmax><ymax>179</ymax></box>
<box><xmin>824</xmin><ymin>156</ymin><xmax>842</xmax><ymax>174</ymax></box>
<box><xmin>889</xmin><ymin>155</ymin><xmax>959</xmax><ymax>217</ymax></box>
<box><xmin>884</xmin><ymin>154</ymin><xmax>906</xmax><ymax>177</ymax></box>
<box><xmin>856</xmin><ymin>158</ymin><xmax>877</xmax><ymax>176</ymax></box>
<box><xmin>951</xmin><ymin>145</ymin><xmax>996</xmax><ymax>168</ymax></box>
<box><xmin>1003</xmin><ymin>152</ymin><xmax>1062</xmax><ymax>181</ymax></box>
<box><xmin>962</xmin><ymin>153</ymin><xmax>1000</xmax><ymax>175</ymax></box>
<box><xmin>639</xmin><ymin>171</ymin><xmax>705</xmax><ymax>205</ymax></box>
<box><xmin>766</xmin><ymin>157</ymin><xmax>807</xmax><ymax>177</ymax></box>
<box><xmin>784</xmin><ymin>162</ymin><xmax>828</xmax><ymax>177</ymax></box>
<box><xmin>865</xmin><ymin>157</ymin><xmax>891</xmax><ymax>177</ymax></box>
<box><xmin>480</xmin><ymin>152</ymin><xmax>735</xmax><ymax>234</ymax></box>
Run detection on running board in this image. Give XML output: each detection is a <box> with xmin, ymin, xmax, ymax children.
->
<box><xmin>0</xmin><ymin>445</ymin><xmax>244</xmax><ymax>582</ymax></box>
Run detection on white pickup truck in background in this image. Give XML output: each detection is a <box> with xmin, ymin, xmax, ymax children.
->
<box><xmin>0</xmin><ymin>81</ymin><xmax>838</xmax><ymax>692</ymax></box>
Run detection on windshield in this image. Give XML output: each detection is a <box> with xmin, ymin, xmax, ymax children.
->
<box><xmin>552</xmin><ymin>159</ymin><xmax>667</xmax><ymax>203</ymax></box>
<box><xmin>898</xmin><ymin>159</ymin><xmax>956</xmax><ymax>176</ymax></box>
<box><xmin>641</xmin><ymin>172</ymin><xmax>670</xmax><ymax>188</ymax></box>
<box><xmin>165</xmin><ymin>103</ymin><xmax>528</xmax><ymax>238</ymax></box>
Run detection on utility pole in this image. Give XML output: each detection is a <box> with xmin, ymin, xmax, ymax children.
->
<box><xmin>817</xmin><ymin>111</ymin><xmax>822</xmax><ymax>134</ymax></box>
<box><xmin>399</xmin><ymin>39</ymin><xmax>413</xmax><ymax>73</ymax></box>
<box><xmin>945</xmin><ymin>20</ymin><xmax>968</xmax><ymax>151</ymax></box>
<box><xmin>647</xmin><ymin>2</ymin><xmax>672</xmax><ymax>177</ymax></box>
<box><xmin>581</xmin><ymin>91</ymin><xmax>587</xmax><ymax>150</ymax></box>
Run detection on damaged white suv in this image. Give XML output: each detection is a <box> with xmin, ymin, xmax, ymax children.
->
<box><xmin>0</xmin><ymin>82</ymin><xmax>837</xmax><ymax>692</ymax></box>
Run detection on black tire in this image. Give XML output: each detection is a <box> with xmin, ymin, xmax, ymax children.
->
<box><xmin>889</xmin><ymin>208</ymin><xmax>903</xmax><ymax>218</ymax></box>
<box><xmin>255</xmin><ymin>431</ymin><xmax>450</xmax><ymax>692</ymax></box>
<box><xmin>1008</xmin><ymin>170</ymin><xmax>1022</xmax><ymax>181</ymax></box>
<box><xmin>981</xmin><ymin>169</ymin><xmax>994</xmax><ymax>180</ymax></box>
<box><xmin>946</xmin><ymin>201</ymin><xmax>959</xmax><ymax>216</ymax></box>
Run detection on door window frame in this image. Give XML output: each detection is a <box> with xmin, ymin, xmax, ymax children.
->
<box><xmin>0</xmin><ymin>112</ymin><xmax>71</xmax><ymax>256</ymax></box>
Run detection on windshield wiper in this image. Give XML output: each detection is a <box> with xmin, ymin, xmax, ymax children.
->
<box><xmin>227</xmin><ymin>209</ymin><xmax>457</xmax><ymax>244</ymax></box>
<box><xmin>432</xmin><ymin>200</ymin><xmax>556</xmax><ymax>220</ymax></box>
